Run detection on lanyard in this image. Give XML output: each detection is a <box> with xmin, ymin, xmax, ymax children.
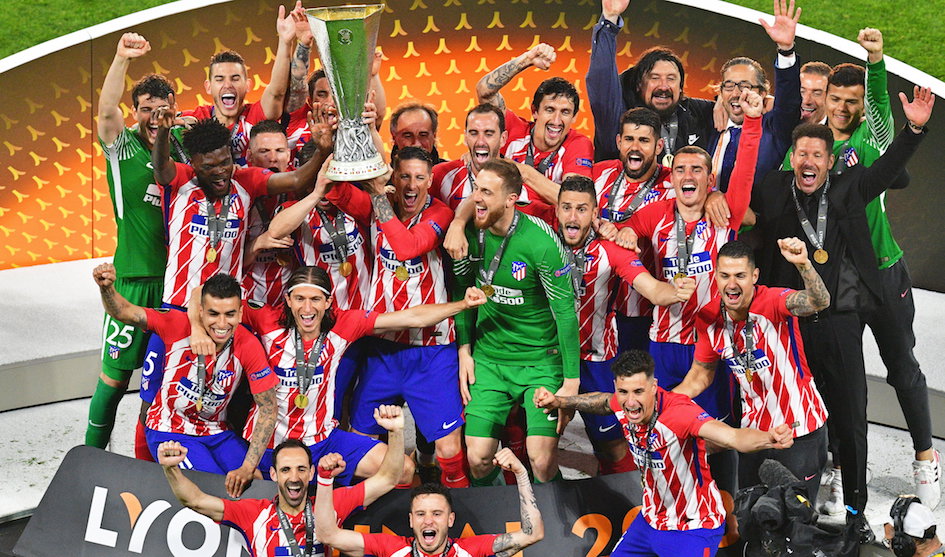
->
<box><xmin>523</xmin><ymin>135</ymin><xmax>555</xmax><ymax>175</ymax></box>
<box><xmin>294</xmin><ymin>330</ymin><xmax>327</xmax><ymax>395</ymax></box>
<box><xmin>722</xmin><ymin>301</ymin><xmax>756</xmax><ymax>382</ymax></box>
<box><xmin>411</xmin><ymin>538</ymin><xmax>453</xmax><ymax>557</ymax></box>
<box><xmin>661</xmin><ymin>113</ymin><xmax>679</xmax><ymax>155</ymax></box>
<box><xmin>316</xmin><ymin>208</ymin><xmax>351</xmax><ymax>264</ymax></box>
<box><xmin>673</xmin><ymin>210</ymin><xmax>697</xmax><ymax>278</ymax></box>
<box><xmin>563</xmin><ymin>229</ymin><xmax>595</xmax><ymax>300</ymax></box>
<box><xmin>276</xmin><ymin>499</ymin><xmax>315</xmax><ymax>557</ymax></box>
<box><xmin>790</xmin><ymin>177</ymin><xmax>830</xmax><ymax>251</ymax></box>
<box><xmin>195</xmin><ymin>338</ymin><xmax>232</xmax><ymax>412</ymax></box>
<box><xmin>637</xmin><ymin>394</ymin><xmax>661</xmax><ymax>489</ymax></box>
<box><xmin>604</xmin><ymin>167</ymin><xmax>661</xmax><ymax>223</ymax></box>
<box><xmin>206</xmin><ymin>194</ymin><xmax>233</xmax><ymax>248</ymax></box>
<box><xmin>477</xmin><ymin>211</ymin><xmax>520</xmax><ymax>288</ymax></box>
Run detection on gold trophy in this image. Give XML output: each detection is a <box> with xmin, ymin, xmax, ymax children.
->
<box><xmin>306</xmin><ymin>4</ymin><xmax>387</xmax><ymax>181</ymax></box>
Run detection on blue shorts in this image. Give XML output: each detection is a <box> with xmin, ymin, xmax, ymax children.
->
<box><xmin>580</xmin><ymin>359</ymin><xmax>623</xmax><ymax>442</ymax></box>
<box><xmin>351</xmin><ymin>338</ymin><xmax>463</xmax><ymax>442</ymax></box>
<box><xmin>649</xmin><ymin>341</ymin><xmax>732</xmax><ymax>422</ymax></box>
<box><xmin>145</xmin><ymin>428</ymin><xmax>247</xmax><ymax>474</ymax></box>
<box><xmin>616</xmin><ymin>314</ymin><xmax>652</xmax><ymax>354</ymax></box>
<box><xmin>139</xmin><ymin>303</ymin><xmax>187</xmax><ymax>404</ymax></box>
<box><xmin>611</xmin><ymin>513</ymin><xmax>724</xmax><ymax>557</ymax></box>
<box><xmin>258</xmin><ymin>428</ymin><xmax>380</xmax><ymax>485</ymax></box>
<box><xmin>334</xmin><ymin>337</ymin><xmax>367</xmax><ymax>420</ymax></box>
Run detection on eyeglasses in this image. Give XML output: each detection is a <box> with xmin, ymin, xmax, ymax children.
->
<box><xmin>720</xmin><ymin>80</ymin><xmax>764</xmax><ymax>93</ymax></box>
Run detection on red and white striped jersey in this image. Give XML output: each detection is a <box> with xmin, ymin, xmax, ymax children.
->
<box><xmin>612</xmin><ymin>388</ymin><xmax>724</xmax><ymax>532</ymax></box>
<box><xmin>242</xmin><ymin>304</ymin><xmax>378</xmax><ymax>447</ymax></box>
<box><xmin>574</xmin><ymin>238</ymin><xmax>647</xmax><ymax>362</ymax></box>
<box><xmin>432</xmin><ymin>159</ymin><xmax>473</xmax><ymax>211</ymax></box>
<box><xmin>143</xmin><ymin>308</ymin><xmax>275</xmax><ymax>436</ymax></box>
<box><xmin>694</xmin><ymin>286</ymin><xmax>828</xmax><ymax>437</ymax></box>
<box><xmin>328</xmin><ymin>182</ymin><xmax>455</xmax><ymax>346</ymax></box>
<box><xmin>625</xmin><ymin>115</ymin><xmax>760</xmax><ymax>344</ymax></box>
<box><xmin>243</xmin><ymin>194</ymin><xmax>296</xmax><ymax>307</ymax></box>
<box><xmin>286</xmin><ymin>104</ymin><xmax>311</xmax><ymax>157</ymax></box>
<box><xmin>593</xmin><ymin>161</ymin><xmax>675</xmax><ymax>319</ymax></box>
<box><xmin>221</xmin><ymin>482</ymin><xmax>364</xmax><ymax>557</ymax></box>
<box><xmin>502</xmin><ymin>109</ymin><xmax>594</xmax><ymax>227</ymax></box>
<box><xmin>288</xmin><ymin>200</ymin><xmax>372</xmax><ymax>311</ymax></box>
<box><xmin>161</xmin><ymin>163</ymin><xmax>271</xmax><ymax>307</ymax></box>
<box><xmin>362</xmin><ymin>534</ymin><xmax>499</xmax><ymax>557</ymax></box>
<box><xmin>182</xmin><ymin>101</ymin><xmax>268</xmax><ymax>167</ymax></box>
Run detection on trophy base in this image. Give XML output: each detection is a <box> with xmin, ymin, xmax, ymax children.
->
<box><xmin>325</xmin><ymin>153</ymin><xmax>387</xmax><ymax>182</ymax></box>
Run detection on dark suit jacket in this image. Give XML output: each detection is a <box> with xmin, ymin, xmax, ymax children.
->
<box><xmin>750</xmin><ymin>126</ymin><xmax>924</xmax><ymax>306</ymax></box>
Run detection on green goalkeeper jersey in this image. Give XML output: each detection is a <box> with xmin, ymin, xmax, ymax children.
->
<box><xmin>101</xmin><ymin>126</ymin><xmax>186</xmax><ymax>278</ymax></box>
<box><xmin>452</xmin><ymin>212</ymin><xmax>580</xmax><ymax>378</ymax></box>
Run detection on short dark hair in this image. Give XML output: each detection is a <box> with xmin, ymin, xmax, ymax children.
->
<box><xmin>674</xmin><ymin>145</ymin><xmax>713</xmax><ymax>172</ymax></box>
<box><xmin>558</xmin><ymin>175</ymin><xmax>597</xmax><ymax>206</ymax></box>
<box><xmin>828</xmin><ymin>63</ymin><xmax>865</xmax><ymax>89</ymax></box>
<box><xmin>250</xmin><ymin>119</ymin><xmax>287</xmax><ymax>140</ymax></box>
<box><xmin>630</xmin><ymin>47</ymin><xmax>686</xmax><ymax>97</ymax></box>
<box><xmin>202</xmin><ymin>273</ymin><xmax>241</xmax><ymax>302</ymax></box>
<box><xmin>619</xmin><ymin>107</ymin><xmax>661</xmax><ymax>139</ymax></box>
<box><xmin>479</xmin><ymin>158</ymin><xmax>522</xmax><ymax>197</ymax></box>
<box><xmin>800</xmin><ymin>61</ymin><xmax>831</xmax><ymax>77</ymax></box>
<box><xmin>791</xmin><ymin>122</ymin><xmax>834</xmax><ymax>151</ymax></box>
<box><xmin>272</xmin><ymin>439</ymin><xmax>312</xmax><ymax>468</ymax></box>
<box><xmin>131</xmin><ymin>74</ymin><xmax>175</xmax><ymax>109</ymax></box>
<box><xmin>390</xmin><ymin>102</ymin><xmax>439</xmax><ymax>134</ymax></box>
<box><xmin>208</xmin><ymin>50</ymin><xmax>246</xmax><ymax>77</ymax></box>
<box><xmin>411</xmin><ymin>482</ymin><xmax>453</xmax><ymax>511</ymax></box>
<box><xmin>612</xmin><ymin>349</ymin><xmax>655</xmax><ymax>380</ymax></box>
<box><xmin>307</xmin><ymin>69</ymin><xmax>327</xmax><ymax>101</ymax></box>
<box><xmin>532</xmin><ymin>77</ymin><xmax>580</xmax><ymax>114</ymax></box>
<box><xmin>718</xmin><ymin>240</ymin><xmax>755</xmax><ymax>268</ymax></box>
<box><xmin>466</xmin><ymin>103</ymin><xmax>506</xmax><ymax>133</ymax></box>
<box><xmin>393</xmin><ymin>145</ymin><xmax>434</xmax><ymax>171</ymax></box>
<box><xmin>183</xmin><ymin>118</ymin><xmax>232</xmax><ymax>157</ymax></box>
<box><xmin>721</xmin><ymin>57</ymin><xmax>769</xmax><ymax>93</ymax></box>
<box><xmin>281</xmin><ymin>266</ymin><xmax>335</xmax><ymax>331</ymax></box>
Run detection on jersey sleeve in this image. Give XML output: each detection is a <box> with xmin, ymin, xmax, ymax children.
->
<box><xmin>725</xmin><ymin>114</ymin><xmax>762</xmax><ymax>230</ymax></box>
<box><xmin>586</xmin><ymin>16</ymin><xmax>626</xmax><ymax>162</ymax></box>
<box><xmin>244</xmin><ymin>101</ymin><xmax>270</xmax><ymax>125</ymax></box>
<box><xmin>765</xmin><ymin>286</ymin><xmax>797</xmax><ymax>319</ymax></box>
<box><xmin>333</xmin><ymin>309</ymin><xmax>380</xmax><ymax>343</ymax></box>
<box><xmin>143</xmin><ymin>307</ymin><xmax>184</xmax><ymax>337</ymax></box>
<box><xmin>602</xmin><ymin>240</ymin><xmax>648</xmax><ymax>285</ymax></box>
<box><xmin>168</xmin><ymin>162</ymin><xmax>195</xmax><ymax>189</ymax></box>
<box><xmin>220</xmin><ymin>497</ymin><xmax>265</xmax><ymax>531</ymax></box>
<box><xmin>693</xmin><ymin>313</ymin><xmax>720</xmax><ymax>365</ymax></box>
<box><xmin>502</xmin><ymin>109</ymin><xmax>531</xmax><ymax>150</ymax></box>
<box><xmin>458</xmin><ymin>534</ymin><xmax>501</xmax><ymax>556</ymax></box>
<box><xmin>535</xmin><ymin>229</ymin><xmax>580</xmax><ymax>379</ymax></box>
<box><xmin>451</xmin><ymin>226</ymin><xmax>479</xmax><ymax>347</ymax></box>
<box><xmin>236</xmin><ymin>166</ymin><xmax>275</xmax><ymax>200</ymax></box>
<box><xmin>865</xmin><ymin>58</ymin><xmax>894</xmax><ymax>152</ymax></box>
<box><xmin>609</xmin><ymin>392</ymin><xmax>622</xmax><ymax>414</ymax></box>
<box><xmin>237</xmin><ymin>332</ymin><xmax>277</xmax><ymax>394</ymax></box>
<box><xmin>664</xmin><ymin>394</ymin><xmax>715</xmax><ymax>438</ymax></box>
<box><xmin>241</xmin><ymin>302</ymin><xmax>282</xmax><ymax>335</ymax></box>
<box><xmin>325</xmin><ymin>181</ymin><xmax>374</xmax><ymax>224</ymax></box>
<box><xmin>559</xmin><ymin>133</ymin><xmax>594</xmax><ymax>178</ymax></box>
<box><xmin>623</xmin><ymin>199</ymin><xmax>663</xmax><ymax>236</ymax></box>
<box><xmin>380</xmin><ymin>200</ymin><xmax>452</xmax><ymax>260</ymax></box>
<box><xmin>332</xmin><ymin>481</ymin><xmax>366</xmax><ymax>523</ymax></box>
<box><xmin>361</xmin><ymin>533</ymin><xmax>409</xmax><ymax>556</ymax></box>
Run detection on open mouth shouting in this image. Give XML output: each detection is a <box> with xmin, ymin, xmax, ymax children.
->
<box><xmin>472</xmin><ymin>145</ymin><xmax>491</xmax><ymax>167</ymax></box>
<box><xmin>220</xmin><ymin>92</ymin><xmax>238</xmax><ymax>110</ymax></box>
<box><xmin>679</xmin><ymin>181</ymin><xmax>699</xmax><ymax>198</ymax></box>
<box><xmin>284</xmin><ymin>481</ymin><xmax>305</xmax><ymax>503</ymax></box>
<box><xmin>797</xmin><ymin>167</ymin><xmax>820</xmax><ymax>189</ymax></box>
<box><xmin>544</xmin><ymin>123</ymin><xmax>564</xmax><ymax>144</ymax></box>
<box><xmin>650</xmin><ymin>89</ymin><xmax>674</xmax><ymax>109</ymax></box>
<box><xmin>724</xmin><ymin>288</ymin><xmax>743</xmax><ymax>306</ymax></box>
<box><xmin>420</xmin><ymin>529</ymin><xmax>438</xmax><ymax>547</ymax></box>
<box><xmin>562</xmin><ymin>223</ymin><xmax>583</xmax><ymax>244</ymax></box>
<box><xmin>624</xmin><ymin>401</ymin><xmax>644</xmax><ymax>423</ymax></box>
<box><xmin>624</xmin><ymin>151</ymin><xmax>645</xmax><ymax>174</ymax></box>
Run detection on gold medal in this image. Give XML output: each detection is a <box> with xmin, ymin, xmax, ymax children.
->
<box><xmin>745</xmin><ymin>368</ymin><xmax>754</xmax><ymax>383</ymax></box>
<box><xmin>195</xmin><ymin>398</ymin><xmax>203</xmax><ymax>412</ymax></box>
<box><xmin>481</xmin><ymin>284</ymin><xmax>495</xmax><ymax>297</ymax></box>
<box><xmin>295</xmin><ymin>394</ymin><xmax>309</xmax><ymax>408</ymax></box>
<box><xmin>813</xmin><ymin>248</ymin><xmax>828</xmax><ymax>264</ymax></box>
<box><xmin>206</xmin><ymin>247</ymin><xmax>217</xmax><ymax>263</ymax></box>
<box><xmin>395</xmin><ymin>265</ymin><xmax>409</xmax><ymax>281</ymax></box>
<box><xmin>339</xmin><ymin>261</ymin><xmax>353</xmax><ymax>277</ymax></box>
<box><xmin>673</xmin><ymin>272</ymin><xmax>687</xmax><ymax>281</ymax></box>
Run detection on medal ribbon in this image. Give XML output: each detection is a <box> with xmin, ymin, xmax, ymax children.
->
<box><xmin>316</xmin><ymin>208</ymin><xmax>351</xmax><ymax>267</ymax></box>
<box><xmin>477</xmin><ymin>211</ymin><xmax>520</xmax><ymax>288</ymax></box>
<box><xmin>195</xmin><ymin>338</ymin><xmax>232</xmax><ymax>410</ymax></box>
<box><xmin>638</xmin><ymin>393</ymin><xmax>661</xmax><ymax>489</ymax></box>
<box><xmin>276</xmin><ymin>498</ymin><xmax>315</xmax><ymax>557</ymax></box>
<box><xmin>523</xmin><ymin>134</ymin><xmax>555</xmax><ymax>175</ymax></box>
<box><xmin>206</xmin><ymin>194</ymin><xmax>233</xmax><ymax>249</ymax></box>
<box><xmin>604</xmin><ymin>166</ymin><xmax>662</xmax><ymax>223</ymax></box>
<box><xmin>411</xmin><ymin>538</ymin><xmax>453</xmax><ymax>557</ymax></box>
<box><xmin>294</xmin><ymin>330</ymin><xmax>328</xmax><ymax>395</ymax></box>
<box><xmin>391</xmin><ymin>195</ymin><xmax>432</xmax><ymax>272</ymax></box>
<box><xmin>660</xmin><ymin>113</ymin><xmax>679</xmax><ymax>155</ymax></box>
<box><xmin>673</xmin><ymin>210</ymin><xmax>697</xmax><ymax>276</ymax></box>
<box><xmin>562</xmin><ymin>229</ymin><xmax>595</xmax><ymax>301</ymax></box>
<box><xmin>790</xmin><ymin>177</ymin><xmax>830</xmax><ymax>251</ymax></box>
<box><xmin>722</xmin><ymin>301</ymin><xmax>755</xmax><ymax>380</ymax></box>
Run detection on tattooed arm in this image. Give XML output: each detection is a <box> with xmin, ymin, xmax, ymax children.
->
<box><xmin>93</xmin><ymin>262</ymin><xmax>148</xmax><ymax>328</ymax></box>
<box><xmin>533</xmin><ymin>387</ymin><xmax>613</xmax><ymax>415</ymax></box>
<box><xmin>475</xmin><ymin>43</ymin><xmax>557</xmax><ymax>112</ymax></box>
<box><xmin>226</xmin><ymin>386</ymin><xmax>277</xmax><ymax>498</ymax></box>
<box><xmin>779</xmin><ymin>237</ymin><xmax>830</xmax><ymax>316</ymax></box>
<box><xmin>286</xmin><ymin>41</ymin><xmax>312</xmax><ymax>113</ymax></box>
<box><xmin>492</xmin><ymin>449</ymin><xmax>544</xmax><ymax>556</ymax></box>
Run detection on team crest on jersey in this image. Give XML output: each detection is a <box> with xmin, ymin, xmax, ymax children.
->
<box><xmin>511</xmin><ymin>261</ymin><xmax>527</xmax><ymax>281</ymax></box>
<box><xmin>108</xmin><ymin>345</ymin><xmax>120</xmax><ymax>359</ymax></box>
<box><xmin>843</xmin><ymin>146</ymin><xmax>859</xmax><ymax>167</ymax></box>
<box><xmin>693</xmin><ymin>220</ymin><xmax>710</xmax><ymax>237</ymax></box>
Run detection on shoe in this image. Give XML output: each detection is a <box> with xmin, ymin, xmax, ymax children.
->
<box><xmin>846</xmin><ymin>509</ymin><xmax>875</xmax><ymax>545</ymax></box>
<box><xmin>818</xmin><ymin>468</ymin><xmax>844</xmax><ymax>516</ymax></box>
<box><xmin>914</xmin><ymin>449</ymin><xmax>942</xmax><ymax>510</ymax></box>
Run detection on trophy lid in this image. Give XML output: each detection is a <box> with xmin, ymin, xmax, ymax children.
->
<box><xmin>306</xmin><ymin>4</ymin><xmax>385</xmax><ymax>21</ymax></box>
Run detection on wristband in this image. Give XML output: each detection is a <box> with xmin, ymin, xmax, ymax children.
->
<box><xmin>777</xmin><ymin>47</ymin><xmax>795</xmax><ymax>57</ymax></box>
<box><xmin>317</xmin><ymin>467</ymin><xmax>333</xmax><ymax>485</ymax></box>
<box><xmin>908</xmin><ymin>121</ymin><xmax>925</xmax><ymax>133</ymax></box>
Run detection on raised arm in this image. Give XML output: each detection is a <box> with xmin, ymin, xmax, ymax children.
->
<box><xmin>697</xmin><ymin>420</ymin><xmax>794</xmax><ymax>453</ymax></box>
<box><xmin>286</xmin><ymin>5</ymin><xmax>314</xmax><ymax>114</ymax></box>
<box><xmin>533</xmin><ymin>386</ymin><xmax>613</xmax><ymax>416</ymax></box>
<box><xmin>259</xmin><ymin>3</ymin><xmax>298</xmax><ymax>120</ymax></box>
<box><xmin>373</xmin><ymin>287</ymin><xmax>487</xmax><ymax>333</ymax></box>
<box><xmin>491</xmin><ymin>449</ymin><xmax>544</xmax><ymax>556</ymax></box>
<box><xmin>94</xmin><ymin>263</ymin><xmax>148</xmax><ymax>328</ymax></box>
<box><xmin>315</xmin><ymin>455</ymin><xmax>367</xmax><ymax>557</ymax></box>
<box><xmin>476</xmin><ymin>44</ymin><xmax>556</xmax><ymax>112</ymax></box>
<box><xmin>779</xmin><ymin>237</ymin><xmax>830</xmax><ymax>316</ymax></box>
<box><xmin>265</xmin><ymin>115</ymin><xmax>330</xmax><ymax>195</ymax></box>
<box><xmin>151</xmin><ymin>106</ymin><xmax>179</xmax><ymax>186</ymax></box>
<box><xmin>858</xmin><ymin>28</ymin><xmax>895</xmax><ymax>150</ymax></box>
<box><xmin>158</xmin><ymin>441</ymin><xmax>226</xmax><ymax>522</ymax></box>
<box><xmin>673</xmin><ymin>359</ymin><xmax>718</xmax><ymax>399</ymax></box>
<box><xmin>98</xmin><ymin>33</ymin><xmax>152</xmax><ymax>145</ymax></box>
<box><xmin>361</xmin><ymin>405</ymin><xmax>406</xmax><ymax>505</ymax></box>
<box><xmin>725</xmin><ymin>90</ymin><xmax>763</xmax><ymax>229</ymax></box>
<box><xmin>587</xmin><ymin>0</ymin><xmax>631</xmax><ymax>161</ymax></box>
